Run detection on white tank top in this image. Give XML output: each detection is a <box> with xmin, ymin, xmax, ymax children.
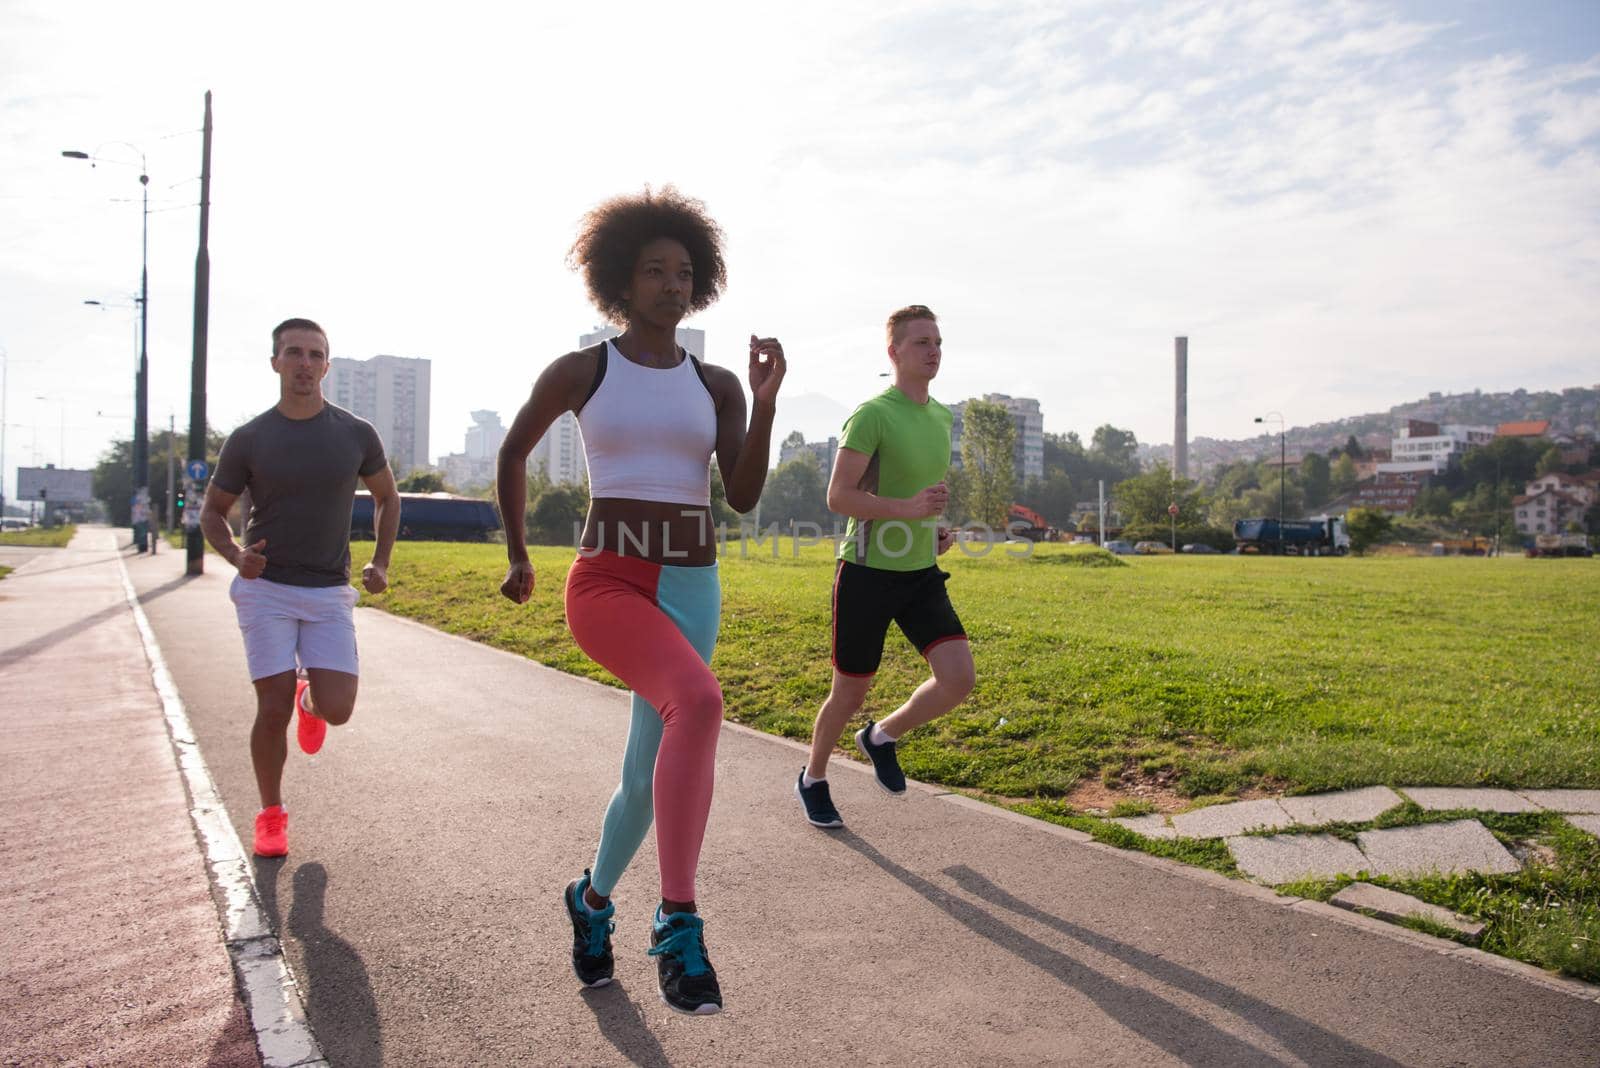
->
<box><xmin>577</xmin><ymin>340</ymin><xmax>718</xmax><ymax>506</ymax></box>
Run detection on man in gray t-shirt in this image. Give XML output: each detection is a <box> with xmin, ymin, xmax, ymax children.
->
<box><xmin>200</xmin><ymin>317</ymin><xmax>401</xmax><ymax>858</ymax></box>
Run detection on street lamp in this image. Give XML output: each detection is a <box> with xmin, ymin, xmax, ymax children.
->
<box><xmin>63</xmin><ymin>144</ymin><xmax>150</xmax><ymax>551</ymax></box>
<box><xmin>1255</xmin><ymin>412</ymin><xmax>1285</xmax><ymax>555</ymax></box>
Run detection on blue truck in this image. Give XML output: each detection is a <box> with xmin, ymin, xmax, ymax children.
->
<box><xmin>1233</xmin><ymin>516</ymin><xmax>1349</xmax><ymax>556</ymax></box>
<box><xmin>351</xmin><ymin>491</ymin><xmax>502</xmax><ymax>542</ymax></box>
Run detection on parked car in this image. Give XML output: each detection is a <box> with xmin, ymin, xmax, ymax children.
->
<box><xmin>1133</xmin><ymin>540</ymin><xmax>1173</xmax><ymax>554</ymax></box>
<box><xmin>1103</xmin><ymin>539</ymin><xmax>1134</xmax><ymax>555</ymax></box>
<box><xmin>1181</xmin><ymin>543</ymin><xmax>1220</xmax><ymax>554</ymax></box>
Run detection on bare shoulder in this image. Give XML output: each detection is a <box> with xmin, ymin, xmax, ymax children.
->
<box><xmin>533</xmin><ymin>348</ymin><xmax>603</xmax><ymax>409</ymax></box>
<box><xmin>700</xmin><ymin>361</ymin><xmax>744</xmax><ymax>407</ymax></box>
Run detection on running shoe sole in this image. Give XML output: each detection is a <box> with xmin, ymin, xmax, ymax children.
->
<box><xmin>794</xmin><ymin>780</ymin><xmax>845</xmax><ymax>829</ymax></box>
<box><xmin>855</xmin><ymin>728</ymin><xmax>908</xmax><ymax>796</ymax></box>
<box><xmin>657</xmin><ymin>991</ymin><xmax>721</xmax><ymax>1016</ymax></box>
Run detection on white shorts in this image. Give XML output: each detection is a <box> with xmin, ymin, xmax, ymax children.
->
<box><xmin>229</xmin><ymin>575</ymin><xmax>360</xmax><ymax>681</ymax></box>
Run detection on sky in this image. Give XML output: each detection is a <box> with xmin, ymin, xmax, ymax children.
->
<box><xmin>1</xmin><ymin>0</ymin><xmax>1597</xmax><ymax>503</ymax></box>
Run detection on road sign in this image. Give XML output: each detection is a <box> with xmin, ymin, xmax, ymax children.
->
<box><xmin>187</xmin><ymin>459</ymin><xmax>209</xmax><ymax>482</ymax></box>
<box><xmin>1168</xmin><ymin>503</ymin><xmax>1180</xmax><ymax>517</ymax></box>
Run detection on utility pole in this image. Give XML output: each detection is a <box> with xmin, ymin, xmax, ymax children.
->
<box><xmin>137</xmin><ymin>165</ymin><xmax>149</xmax><ymax>550</ymax></box>
<box><xmin>166</xmin><ymin>412</ymin><xmax>176</xmax><ymax>531</ymax></box>
<box><xmin>186</xmin><ymin>91</ymin><xmax>213</xmax><ymax>575</ymax></box>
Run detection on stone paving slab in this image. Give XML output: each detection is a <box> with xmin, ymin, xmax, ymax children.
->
<box><xmin>1567</xmin><ymin>814</ymin><xmax>1600</xmax><ymax>839</ymax></box>
<box><xmin>1170</xmin><ymin>798</ymin><xmax>1293</xmax><ymax>839</ymax></box>
<box><xmin>1278</xmin><ymin>786</ymin><xmax>1404</xmax><ymax>826</ymax></box>
<box><xmin>1226</xmin><ymin>833</ymin><xmax>1369</xmax><ymax>885</ymax></box>
<box><xmin>1109</xmin><ymin>814</ymin><xmax>1177</xmax><ymax>839</ymax></box>
<box><xmin>1330</xmin><ymin>883</ymin><xmax>1486</xmax><ymax>943</ymax></box>
<box><xmin>1357</xmin><ymin>819</ymin><xmax>1521</xmax><ymax>878</ymax></box>
<box><xmin>1399</xmin><ymin>787</ymin><xmax>1543</xmax><ymax>813</ymax></box>
<box><xmin>1518</xmin><ymin>789</ymin><xmax>1600</xmax><ymax>814</ymax></box>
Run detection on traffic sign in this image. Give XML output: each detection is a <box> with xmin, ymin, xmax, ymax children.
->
<box><xmin>1168</xmin><ymin>503</ymin><xmax>1180</xmax><ymax>517</ymax></box>
<box><xmin>187</xmin><ymin>459</ymin><xmax>209</xmax><ymax>482</ymax></box>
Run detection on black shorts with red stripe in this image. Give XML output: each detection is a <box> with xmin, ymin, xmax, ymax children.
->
<box><xmin>831</xmin><ymin>559</ymin><xmax>966</xmax><ymax>677</ymax></box>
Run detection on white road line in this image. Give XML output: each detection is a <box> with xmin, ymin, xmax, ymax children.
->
<box><xmin>116</xmin><ymin>552</ymin><xmax>330</xmax><ymax>1068</ymax></box>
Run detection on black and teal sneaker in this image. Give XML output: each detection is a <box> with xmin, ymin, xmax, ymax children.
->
<box><xmin>563</xmin><ymin>869</ymin><xmax>615</xmax><ymax>988</ymax></box>
<box><xmin>796</xmin><ymin>770</ymin><xmax>845</xmax><ymax>828</ymax></box>
<box><xmin>854</xmin><ymin>721</ymin><xmax>907</xmax><ymax>794</ymax></box>
<box><xmin>648</xmin><ymin>910</ymin><xmax>722</xmax><ymax>1015</ymax></box>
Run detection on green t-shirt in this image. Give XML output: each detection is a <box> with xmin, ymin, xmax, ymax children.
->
<box><xmin>836</xmin><ymin>387</ymin><xmax>953</xmax><ymax>571</ymax></box>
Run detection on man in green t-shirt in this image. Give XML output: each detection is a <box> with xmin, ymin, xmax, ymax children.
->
<box><xmin>795</xmin><ymin>305</ymin><xmax>976</xmax><ymax>829</ymax></box>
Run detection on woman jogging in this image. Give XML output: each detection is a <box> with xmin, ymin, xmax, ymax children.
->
<box><xmin>496</xmin><ymin>188</ymin><xmax>784</xmax><ymax>1014</ymax></box>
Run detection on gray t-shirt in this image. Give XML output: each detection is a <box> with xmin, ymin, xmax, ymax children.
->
<box><xmin>213</xmin><ymin>404</ymin><xmax>388</xmax><ymax>587</ymax></box>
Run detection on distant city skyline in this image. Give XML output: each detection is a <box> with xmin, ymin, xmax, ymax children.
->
<box><xmin>2</xmin><ymin>2</ymin><xmax>1596</xmax><ymax>505</ymax></box>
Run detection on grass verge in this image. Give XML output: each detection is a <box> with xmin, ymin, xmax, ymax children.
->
<box><xmin>0</xmin><ymin>524</ymin><xmax>75</xmax><ymax>548</ymax></box>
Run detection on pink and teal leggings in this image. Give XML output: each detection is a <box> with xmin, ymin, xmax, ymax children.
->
<box><xmin>564</xmin><ymin>550</ymin><xmax>722</xmax><ymax>903</ymax></box>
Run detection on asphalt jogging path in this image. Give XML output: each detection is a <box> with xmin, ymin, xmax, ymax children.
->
<box><xmin>12</xmin><ymin>527</ymin><xmax>1600</xmax><ymax>1066</ymax></box>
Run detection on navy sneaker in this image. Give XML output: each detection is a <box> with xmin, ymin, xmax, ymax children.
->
<box><xmin>796</xmin><ymin>770</ymin><xmax>845</xmax><ymax>828</ymax></box>
<box><xmin>563</xmin><ymin>870</ymin><xmax>615</xmax><ymax>988</ymax></box>
<box><xmin>648</xmin><ymin>910</ymin><xmax>722</xmax><ymax>1015</ymax></box>
<box><xmin>854</xmin><ymin>721</ymin><xmax>907</xmax><ymax>795</ymax></box>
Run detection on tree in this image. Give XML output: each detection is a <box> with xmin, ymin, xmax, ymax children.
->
<box><xmin>1346</xmin><ymin>506</ymin><xmax>1392</xmax><ymax>556</ymax></box>
<box><xmin>1112</xmin><ymin>462</ymin><xmax>1206</xmax><ymax>527</ymax></box>
<box><xmin>959</xmin><ymin>399</ymin><xmax>1016</xmax><ymax>528</ymax></box>
<box><xmin>527</xmin><ymin>484</ymin><xmax>588</xmax><ymax>545</ymax></box>
<box><xmin>1535</xmin><ymin>445</ymin><xmax>1565</xmax><ymax>478</ymax></box>
<box><xmin>760</xmin><ymin>455</ymin><xmax>829</xmax><ymax>528</ymax></box>
<box><xmin>780</xmin><ymin>429</ymin><xmax>806</xmax><ymax>453</ymax></box>
<box><xmin>1410</xmin><ymin>485</ymin><xmax>1454</xmax><ymax>520</ymax></box>
<box><xmin>1090</xmin><ymin>424</ymin><xmax>1139</xmax><ymax>471</ymax></box>
<box><xmin>1299</xmin><ymin>453</ymin><xmax>1331</xmax><ymax>511</ymax></box>
<box><xmin>1343</xmin><ymin>435</ymin><xmax>1365</xmax><ymax>461</ymax></box>
<box><xmin>1016</xmin><ymin>471</ymin><xmax>1077</xmax><ymax>529</ymax></box>
<box><xmin>397</xmin><ymin>470</ymin><xmax>448</xmax><ymax>493</ymax></box>
<box><xmin>93</xmin><ymin>427</ymin><xmax>226</xmax><ymax>527</ymax></box>
<box><xmin>1330</xmin><ymin>454</ymin><xmax>1359</xmax><ymax>497</ymax></box>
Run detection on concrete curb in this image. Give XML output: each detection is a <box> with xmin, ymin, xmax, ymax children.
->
<box><xmin>117</xmin><ymin>555</ymin><xmax>330</xmax><ymax>1068</ymax></box>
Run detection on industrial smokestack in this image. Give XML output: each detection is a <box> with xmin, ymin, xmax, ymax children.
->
<box><xmin>1174</xmin><ymin>336</ymin><xmax>1189</xmax><ymax>479</ymax></box>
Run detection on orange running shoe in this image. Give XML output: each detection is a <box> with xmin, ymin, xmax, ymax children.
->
<box><xmin>295</xmin><ymin>676</ymin><xmax>327</xmax><ymax>755</ymax></box>
<box><xmin>254</xmin><ymin>805</ymin><xmax>288</xmax><ymax>857</ymax></box>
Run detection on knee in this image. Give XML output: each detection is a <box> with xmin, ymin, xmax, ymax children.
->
<box><xmin>674</xmin><ymin>674</ymin><xmax>724</xmax><ymax>735</ymax></box>
<box><xmin>318</xmin><ymin>701</ymin><xmax>354</xmax><ymax>726</ymax></box>
<box><xmin>939</xmin><ymin>664</ymin><xmax>976</xmax><ymax>703</ymax></box>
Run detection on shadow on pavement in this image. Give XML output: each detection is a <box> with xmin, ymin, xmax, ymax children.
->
<box><xmin>289</xmin><ymin>863</ymin><xmax>383</xmax><ymax>1068</ymax></box>
<box><xmin>943</xmin><ymin>865</ymin><xmax>1404</xmax><ymax>1067</ymax></box>
<box><xmin>834</xmin><ymin>831</ymin><xmax>1401</xmax><ymax>1068</ymax></box>
<box><xmin>0</xmin><ymin>570</ymin><xmax>195</xmax><ymax>670</ymax></box>
<box><xmin>254</xmin><ymin>858</ymin><xmax>383</xmax><ymax>1068</ymax></box>
<box><xmin>581</xmin><ymin>982</ymin><xmax>672</xmax><ymax>1067</ymax></box>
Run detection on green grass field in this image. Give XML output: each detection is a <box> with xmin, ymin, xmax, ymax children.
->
<box><xmin>0</xmin><ymin>524</ymin><xmax>76</xmax><ymax>548</ymax></box>
<box><xmin>367</xmin><ymin>540</ymin><xmax>1600</xmax><ymax>798</ymax></box>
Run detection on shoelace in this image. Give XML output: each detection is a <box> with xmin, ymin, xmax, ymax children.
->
<box><xmin>584</xmin><ymin>915</ymin><xmax>614</xmax><ymax>957</ymax></box>
<box><xmin>578</xmin><ymin>896</ymin><xmax>614</xmax><ymax>957</ymax></box>
<box><xmin>648</xmin><ymin>914</ymin><xmax>710</xmax><ymax>977</ymax></box>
